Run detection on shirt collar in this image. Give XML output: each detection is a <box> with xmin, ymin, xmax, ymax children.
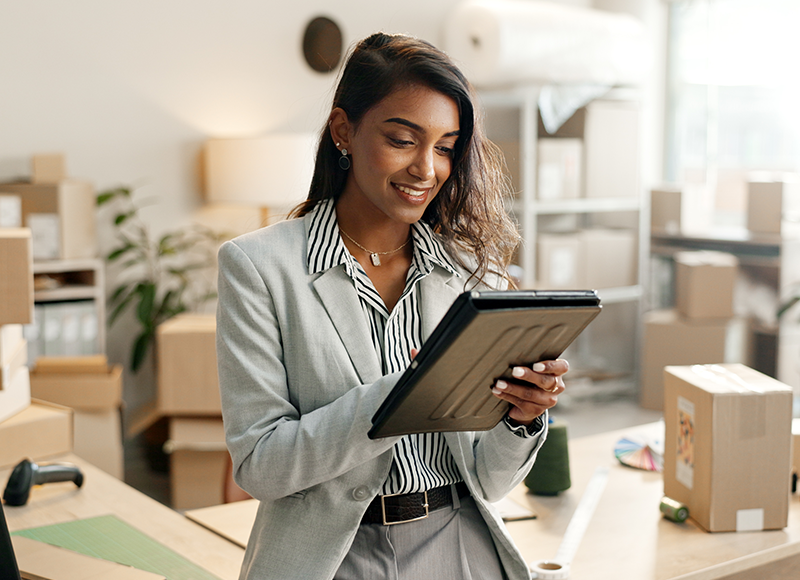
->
<box><xmin>306</xmin><ymin>198</ymin><xmax>460</xmax><ymax>279</ymax></box>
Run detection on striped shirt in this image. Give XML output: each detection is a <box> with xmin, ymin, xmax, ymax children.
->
<box><xmin>306</xmin><ymin>198</ymin><xmax>462</xmax><ymax>494</ymax></box>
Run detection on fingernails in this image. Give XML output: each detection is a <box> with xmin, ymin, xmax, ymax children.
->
<box><xmin>512</xmin><ymin>367</ymin><xmax>525</xmax><ymax>378</ymax></box>
<box><xmin>532</xmin><ymin>363</ymin><xmax>546</xmax><ymax>372</ymax></box>
<box><xmin>495</xmin><ymin>380</ymin><xmax>508</xmax><ymax>391</ymax></box>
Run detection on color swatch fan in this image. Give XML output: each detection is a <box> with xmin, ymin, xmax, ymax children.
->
<box><xmin>614</xmin><ymin>434</ymin><xmax>664</xmax><ymax>472</ymax></box>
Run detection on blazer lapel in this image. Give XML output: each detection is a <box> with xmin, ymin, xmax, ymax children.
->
<box><xmin>313</xmin><ymin>266</ymin><xmax>383</xmax><ymax>385</ymax></box>
<box><xmin>418</xmin><ymin>268</ymin><xmax>462</xmax><ymax>340</ymax></box>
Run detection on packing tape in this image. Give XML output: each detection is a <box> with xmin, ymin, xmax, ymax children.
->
<box><xmin>530</xmin><ymin>466</ymin><xmax>609</xmax><ymax>579</ymax></box>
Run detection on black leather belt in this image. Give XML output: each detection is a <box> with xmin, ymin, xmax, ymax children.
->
<box><xmin>361</xmin><ymin>481</ymin><xmax>470</xmax><ymax>526</ymax></box>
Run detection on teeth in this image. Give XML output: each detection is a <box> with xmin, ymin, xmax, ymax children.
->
<box><xmin>397</xmin><ymin>185</ymin><xmax>425</xmax><ymax>197</ymax></box>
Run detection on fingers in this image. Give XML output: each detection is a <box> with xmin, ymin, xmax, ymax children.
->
<box><xmin>491</xmin><ymin>359</ymin><xmax>569</xmax><ymax>424</ymax></box>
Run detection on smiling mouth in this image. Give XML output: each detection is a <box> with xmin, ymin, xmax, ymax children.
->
<box><xmin>394</xmin><ymin>184</ymin><xmax>427</xmax><ymax>197</ymax></box>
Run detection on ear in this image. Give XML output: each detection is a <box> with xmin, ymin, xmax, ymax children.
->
<box><xmin>328</xmin><ymin>108</ymin><xmax>352</xmax><ymax>151</ymax></box>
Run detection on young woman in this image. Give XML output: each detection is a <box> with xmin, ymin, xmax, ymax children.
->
<box><xmin>216</xmin><ymin>32</ymin><xmax>569</xmax><ymax>580</ymax></box>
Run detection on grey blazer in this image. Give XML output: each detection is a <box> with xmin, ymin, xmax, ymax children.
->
<box><xmin>216</xmin><ymin>211</ymin><xmax>545</xmax><ymax>580</ymax></box>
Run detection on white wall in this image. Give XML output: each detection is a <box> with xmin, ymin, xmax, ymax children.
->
<box><xmin>0</xmin><ymin>0</ymin><xmax>665</xmax><ymax>426</ymax></box>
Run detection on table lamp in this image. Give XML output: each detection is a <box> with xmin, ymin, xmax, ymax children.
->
<box><xmin>204</xmin><ymin>134</ymin><xmax>317</xmax><ymax>226</ymax></box>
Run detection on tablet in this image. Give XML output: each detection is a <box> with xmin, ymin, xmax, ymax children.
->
<box><xmin>368</xmin><ymin>289</ymin><xmax>601</xmax><ymax>439</ymax></box>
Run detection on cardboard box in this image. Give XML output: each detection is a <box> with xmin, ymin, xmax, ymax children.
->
<box><xmin>1</xmin><ymin>337</ymin><xmax>27</xmax><ymax>391</ymax></box>
<box><xmin>31</xmin><ymin>153</ymin><xmax>66</xmax><ymax>184</ymax></box>
<box><xmin>580</xmin><ymin>228</ymin><xmax>637</xmax><ymax>289</ymax></box>
<box><xmin>650</xmin><ymin>184</ymin><xmax>715</xmax><ymax>236</ymax></box>
<box><xmin>157</xmin><ymin>314</ymin><xmax>219</xmax><ymax>414</ymax></box>
<box><xmin>537</xmin><ymin>138</ymin><xmax>582</xmax><ymax>200</ymax></box>
<box><xmin>0</xmin><ymin>180</ymin><xmax>96</xmax><ymax>260</ymax></box>
<box><xmin>73</xmin><ymin>408</ymin><xmax>123</xmax><ymax>479</ymax></box>
<box><xmin>30</xmin><ymin>364</ymin><xmax>122</xmax><ymax>411</ymax></box>
<box><xmin>584</xmin><ymin>100</ymin><xmax>640</xmax><ymax>198</ymax></box>
<box><xmin>0</xmin><ymin>399</ymin><xmax>72</xmax><ymax>468</ymax></box>
<box><xmin>663</xmin><ymin>364</ymin><xmax>792</xmax><ymax>532</ymax></box>
<box><xmin>536</xmin><ymin>233</ymin><xmax>582</xmax><ymax>289</ymax></box>
<box><xmin>747</xmin><ymin>174</ymin><xmax>800</xmax><ymax>236</ymax></box>
<box><xmin>639</xmin><ymin>310</ymin><xmax>748</xmax><ymax>410</ymax></box>
<box><xmin>674</xmin><ymin>251</ymin><xmax>738</xmax><ymax>319</ymax></box>
<box><xmin>0</xmin><ymin>366</ymin><xmax>31</xmax><ymax>424</ymax></box>
<box><xmin>165</xmin><ymin>416</ymin><xmax>228</xmax><ymax>510</ymax></box>
<box><xmin>0</xmin><ymin>228</ymin><xmax>34</xmax><ymax>325</ymax></box>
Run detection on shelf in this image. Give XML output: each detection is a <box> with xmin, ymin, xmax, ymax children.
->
<box><xmin>595</xmin><ymin>285</ymin><xmax>643</xmax><ymax>304</ymax></box>
<box><xmin>34</xmin><ymin>285</ymin><xmax>101</xmax><ymax>303</ymax></box>
<box><xmin>512</xmin><ymin>197</ymin><xmax>641</xmax><ymax>215</ymax></box>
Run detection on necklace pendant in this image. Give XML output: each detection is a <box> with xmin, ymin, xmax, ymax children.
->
<box><xmin>370</xmin><ymin>253</ymin><xmax>381</xmax><ymax>267</ymax></box>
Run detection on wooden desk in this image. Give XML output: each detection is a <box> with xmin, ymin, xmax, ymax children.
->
<box><xmin>187</xmin><ymin>422</ymin><xmax>800</xmax><ymax>580</ymax></box>
<box><xmin>1</xmin><ymin>454</ymin><xmax>244</xmax><ymax>579</ymax></box>
<box><xmin>504</xmin><ymin>422</ymin><xmax>800</xmax><ymax>580</ymax></box>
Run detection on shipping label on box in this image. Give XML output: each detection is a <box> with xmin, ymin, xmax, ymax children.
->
<box><xmin>0</xmin><ymin>194</ymin><xmax>22</xmax><ymax>227</ymax></box>
<box><xmin>664</xmin><ymin>364</ymin><xmax>793</xmax><ymax>532</ymax></box>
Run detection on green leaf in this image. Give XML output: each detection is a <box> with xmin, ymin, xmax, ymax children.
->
<box><xmin>107</xmin><ymin>244</ymin><xmax>134</xmax><ymax>262</ymax></box>
<box><xmin>777</xmin><ymin>295</ymin><xmax>800</xmax><ymax>320</ymax></box>
<box><xmin>108</xmin><ymin>290</ymin><xmax>136</xmax><ymax>326</ymax></box>
<box><xmin>136</xmin><ymin>283</ymin><xmax>156</xmax><ymax>325</ymax></box>
<box><xmin>114</xmin><ymin>212</ymin><xmax>133</xmax><ymax>226</ymax></box>
<box><xmin>96</xmin><ymin>192</ymin><xmax>116</xmax><ymax>206</ymax></box>
<box><xmin>131</xmin><ymin>331</ymin><xmax>153</xmax><ymax>373</ymax></box>
<box><xmin>109</xmin><ymin>283</ymin><xmax>132</xmax><ymax>304</ymax></box>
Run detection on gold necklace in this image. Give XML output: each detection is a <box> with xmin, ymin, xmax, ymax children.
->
<box><xmin>339</xmin><ymin>228</ymin><xmax>412</xmax><ymax>267</ymax></box>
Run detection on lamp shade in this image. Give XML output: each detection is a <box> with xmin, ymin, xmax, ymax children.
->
<box><xmin>204</xmin><ymin>134</ymin><xmax>317</xmax><ymax>209</ymax></box>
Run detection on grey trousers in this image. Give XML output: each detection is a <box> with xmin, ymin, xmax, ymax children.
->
<box><xmin>335</xmin><ymin>491</ymin><xmax>508</xmax><ymax>580</ymax></box>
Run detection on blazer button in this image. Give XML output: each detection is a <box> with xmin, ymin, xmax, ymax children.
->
<box><xmin>352</xmin><ymin>486</ymin><xmax>370</xmax><ymax>501</ymax></box>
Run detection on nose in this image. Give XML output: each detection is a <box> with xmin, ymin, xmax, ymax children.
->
<box><xmin>408</xmin><ymin>146</ymin><xmax>436</xmax><ymax>182</ymax></box>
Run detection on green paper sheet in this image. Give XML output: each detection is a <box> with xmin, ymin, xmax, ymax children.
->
<box><xmin>12</xmin><ymin>514</ymin><xmax>221</xmax><ymax>580</ymax></box>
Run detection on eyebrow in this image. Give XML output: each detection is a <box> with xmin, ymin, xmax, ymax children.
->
<box><xmin>384</xmin><ymin>117</ymin><xmax>460</xmax><ymax>137</ymax></box>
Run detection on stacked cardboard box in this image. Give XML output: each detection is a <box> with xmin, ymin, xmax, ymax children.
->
<box><xmin>0</xmin><ymin>179</ymin><xmax>96</xmax><ymax>260</ymax></box>
<box><xmin>537</xmin><ymin>138</ymin><xmax>582</xmax><ymax>200</ymax></box>
<box><xmin>156</xmin><ymin>314</ymin><xmax>226</xmax><ymax>508</ymax></box>
<box><xmin>640</xmin><ymin>251</ymin><xmax>744</xmax><ymax>410</ymax></box>
<box><xmin>650</xmin><ymin>184</ymin><xmax>714</xmax><ymax>236</ymax></box>
<box><xmin>30</xmin><ymin>355</ymin><xmax>124</xmax><ymax>478</ymax></box>
<box><xmin>164</xmin><ymin>417</ymin><xmax>228</xmax><ymax>510</ymax></box>
<box><xmin>663</xmin><ymin>364</ymin><xmax>792</xmax><ymax>532</ymax></box>
<box><xmin>0</xmin><ymin>400</ymin><xmax>73</xmax><ymax>468</ymax></box>
<box><xmin>747</xmin><ymin>174</ymin><xmax>800</xmax><ymax>237</ymax></box>
<box><xmin>537</xmin><ymin>228</ymin><xmax>637</xmax><ymax>289</ymax></box>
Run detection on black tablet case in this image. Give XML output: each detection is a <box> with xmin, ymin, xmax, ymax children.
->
<box><xmin>369</xmin><ymin>290</ymin><xmax>601</xmax><ymax>439</ymax></box>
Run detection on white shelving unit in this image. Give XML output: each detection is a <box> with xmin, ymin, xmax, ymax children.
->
<box><xmin>31</xmin><ymin>258</ymin><xmax>106</xmax><ymax>357</ymax></box>
<box><xmin>480</xmin><ymin>86</ymin><xmax>648</xmax><ymax>392</ymax></box>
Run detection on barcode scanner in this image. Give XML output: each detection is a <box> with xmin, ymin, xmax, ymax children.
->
<box><xmin>2</xmin><ymin>459</ymin><xmax>84</xmax><ymax>506</ymax></box>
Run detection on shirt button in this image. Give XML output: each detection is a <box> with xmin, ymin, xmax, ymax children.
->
<box><xmin>352</xmin><ymin>486</ymin><xmax>370</xmax><ymax>501</ymax></box>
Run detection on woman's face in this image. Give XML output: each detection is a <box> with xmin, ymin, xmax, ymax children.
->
<box><xmin>337</xmin><ymin>84</ymin><xmax>460</xmax><ymax>227</ymax></box>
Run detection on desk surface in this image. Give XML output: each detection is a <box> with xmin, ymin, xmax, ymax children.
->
<box><xmin>1</xmin><ymin>454</ymin><xmax>244</xmax><ymax>580</ymax></box>
<box><xmin>187</xmin><ymin>422</ymin><xmax>800</xmax><ymax>580</ymax></box>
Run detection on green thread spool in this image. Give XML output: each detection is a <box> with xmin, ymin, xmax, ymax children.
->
<box><xmin>525</xmin><ymin>419</ymin><xmax>571</xmax><ymax>496</ymax></box>
<box><xmin>660</xmin><ymin>496</ymin><xmax>689</xmax><ymax>523</ymax></box>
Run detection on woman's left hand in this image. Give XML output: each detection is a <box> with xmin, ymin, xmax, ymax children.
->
<box><xmin>491</xmin><ymin>359</ymin><xmax>569</xmax><ymax>425</ymax></box>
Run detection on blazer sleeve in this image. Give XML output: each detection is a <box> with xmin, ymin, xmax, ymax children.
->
<box><xmin>216</xmin><ymin>240</ymin><xmax>400</xmax><ymax>502</ymax></box>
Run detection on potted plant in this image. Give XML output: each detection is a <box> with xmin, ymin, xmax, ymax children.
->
<box><xmin>97</xmin><ymin>186</ymin><xmax>226</xmax><ymax>372</ymax></box>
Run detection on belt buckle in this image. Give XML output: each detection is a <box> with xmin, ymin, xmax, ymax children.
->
<box><xmin>381</xmin><ymin>491</ymin><xmax>429</xmax><ymax>526</ymax></box>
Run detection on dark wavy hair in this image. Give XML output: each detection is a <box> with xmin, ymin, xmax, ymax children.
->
<box><xmin>290</xmin><ymin>32</ymin><xmax>518</xmax><ymax>285</ymax></box>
